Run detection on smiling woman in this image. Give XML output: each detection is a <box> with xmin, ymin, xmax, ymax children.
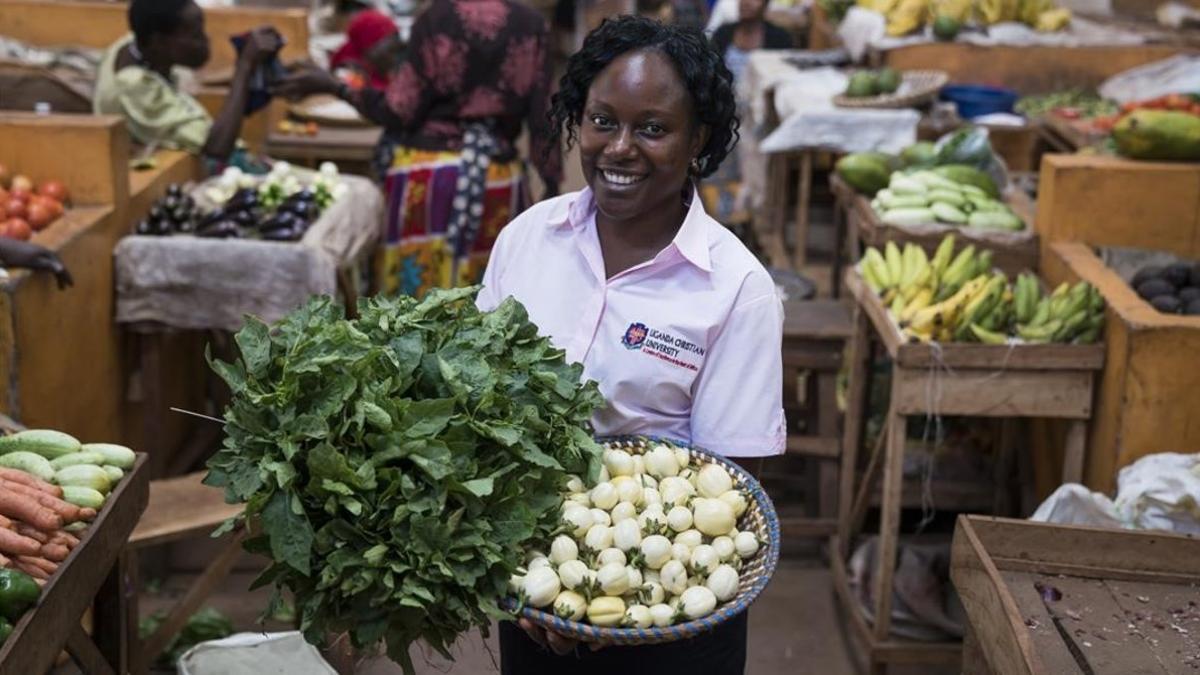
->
<box><xmin>477</xmin><ymin>16</ymin><xmax>783</xmax><ymax>675</ymax></box>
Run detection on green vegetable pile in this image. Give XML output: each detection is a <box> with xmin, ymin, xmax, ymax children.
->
<box><xmin>204</xmin><ymin>288</ymin><xmax>604</xmax><ymax>673</ymax></box>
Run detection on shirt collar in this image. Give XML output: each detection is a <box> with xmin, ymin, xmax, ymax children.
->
<box><xmin>548</xmin><ymin>186</ymin><xmax>713</xmax><ymax>272</ymax></box>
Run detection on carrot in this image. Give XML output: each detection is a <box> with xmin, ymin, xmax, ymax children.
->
<box><xmin>0</xmin><ymin>480</ymin><xmax>82</xmax><ymax>523</ymax></box>
<box><xmin>14</xmin><ymin>561</ymin><xmax>47</xmax><ymax>580</ymax></box>
<box><xmin>0</xmin><ymin>491</ymin><xmax>62</xmax><ymax>532</ymax></box>
<box><xmin>39</xmin><ymin>543</ymin><xmax>68</xmax><ymax>562</ymax></box>
<box><xmin>0</xmin><ymin>468</ymin><xmax>61</xmax><ymax>497</ymax></box>
<box><xmin>0</xmin><ymin>528</ymin><xmax>42</xmax><ymax>557</ymax></box>
<box><xmin>16</xmin><ymin>555</ymin><xmax>56</xmax><ymax>574</ymax></box>
<box><xmin>13</xmin><ymin>525</ymin><xmax>46</xmax><ymax>544</ymax></box>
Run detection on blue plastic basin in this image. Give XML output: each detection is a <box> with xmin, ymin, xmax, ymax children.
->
<box><xmin>940</xmin><ymin>84</ymin><xmax>1020</xmax><ymax>119</ymax></box>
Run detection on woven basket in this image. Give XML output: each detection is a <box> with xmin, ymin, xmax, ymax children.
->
<box><xmin>833</xmin><ymin>70</ymin><xmax>949</xmax><ymax>109</ymax></box>
<box><xmin>509</xmin><ymin>435</ymin><xmax>781</xmax><ymax>645</ymax></box>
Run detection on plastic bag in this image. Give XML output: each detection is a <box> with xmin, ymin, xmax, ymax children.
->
<box><xmin>933</xmin><ymin>126</ymin><xmax>1011</xmax><ymax>194</ymax></box>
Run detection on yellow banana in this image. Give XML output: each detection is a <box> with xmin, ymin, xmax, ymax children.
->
<box><xmin>900</xmin><ymin>288</ymin><xmax>934</xmax><ymax>323</ymax></box>
<box><xmin>863</xmin><ymin>248</ymin><xmax>890</xmax><ymax>289</ymax></box>
<box><xmin>885</xmin><ymin>242</ymin><xmax>903</xmax><ymax>289</ymax></box>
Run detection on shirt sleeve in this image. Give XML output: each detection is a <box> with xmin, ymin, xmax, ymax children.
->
<box><xmin>689</xmin><ymin>284</ymin><xmax>786</xmax><ymax>458</ymax></box>
<box><xmin>347</xmin><ymin>8</ymin><xmax>438</xmax><ymax>131</ymax></box>
<box><xmin>112</xmin><ymin>68</ymin><xmax>211</xmax><ymax>153</ymax></box>
<box><xmin>475</xmin><ymin>224</ymin><xmax>510</xmax><ymax>312</ymax></box>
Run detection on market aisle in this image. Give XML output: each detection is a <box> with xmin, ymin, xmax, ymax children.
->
<box><xmin>351</xmin><ymin>559</ymin><xmax>858</xmax><ymax>675</ymax></box>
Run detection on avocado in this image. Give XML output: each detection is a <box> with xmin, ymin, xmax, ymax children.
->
<box><xmin>1130</xmin><ymin>265</ymin><xmax>1165</xmax><ymax>288</ymax></box>
<box><xmin>846</xmin><ymin>72</ymin><xmax>879</xmax><ymax>98</ymax></box>
<box><xmin>1151</xmin><ymin>295</ymin><xmax>1182</xmax><ymax>313</ymax></box>
<box><xmin>876</xmin><ymin>68</ymin><xmax>901</xmax><ymax>95</ymax></box>
<box><xmin>900</xmin><ymin>141</ymin><xmax>938</xmax><ymax>167</ymax></box>
<box><xmin>1137</xmin><ymin>278</ymin><xmax>1176</xmax><ymax>301</ymax></box>
<box><xmin>1165</xmin><ymin>262</ymin><xmax>1193</xmax><ymax>288</ymax></box>
<box><xmin>1186</xmin><ymin>298</ymin><xmax>1200</xmax><ymax>316</ymax></box>
<box><xmin>932</xmin><ymin>15</ymin><xmax>961</xmax><ymax>41</ymax></box>
<box><xmin>1179</xmin><ymin>287</ymin><xmax>1200</xmax><ymax>304</ymax></box>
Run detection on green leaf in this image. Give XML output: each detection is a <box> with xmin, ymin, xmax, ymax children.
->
<box><xmin>461</xmin><ymin>477</ymin><xmax>494</xmax><ymax>497</ymax></box>
<box><xmin>261</xmin><ymin>491</ymin><xmax>313</xmax><ymax>575</ymax></box>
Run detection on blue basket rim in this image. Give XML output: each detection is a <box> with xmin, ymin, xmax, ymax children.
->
<box><xmin>505</xmin><ymin>434</ymin><xmax>783</xmax><ymax>643</ymax></box>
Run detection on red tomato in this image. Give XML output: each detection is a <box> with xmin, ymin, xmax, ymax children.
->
<box><xmin>36</xmin><ymin>180</ymin><xmax>69</xmax><ymax>204</ymax></box>
<box><xmin>0</xmin><ymin>205</ymin><xmax>6</xmax><ymax>221</ymax></box>
<box><xmin>4</xmin><ymin>199</ymin><xmax>26</xmax><ymax>220</ymax></box>
<box><xmin>5</xmin><ymin>218</ymin><xmax>31</xmax><ymax>241</ymax></box>
<box><xmin>9</xmin><ymin>186</ymin><xmax>30</xmax><ymax>202</ymax></box>
<box><xmin>26</xmin><ymin>203</ymin><xmax>53</xmax><ymax>231</ymax></box>
<box><xmin>30</xmin><ymin>196</ymin><xmax>62</xmax><ymax>219</ymax></box>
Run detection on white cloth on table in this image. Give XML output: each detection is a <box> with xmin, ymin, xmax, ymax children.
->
<box><xmin>1099</xmin><ymin>55</ymin><xmax>1200</xmax><ymax>105</ymax></box>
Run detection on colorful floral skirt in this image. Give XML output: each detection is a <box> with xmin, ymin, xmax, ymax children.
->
<box><xmin>376</xmin><ymin>146</ymin><xmax>529</xmax><ymax>297</ymax></box>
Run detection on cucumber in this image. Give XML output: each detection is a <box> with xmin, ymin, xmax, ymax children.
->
<box><xmin>931</xmin><ymin>202</ymin><xmax>968</xmax><ymax>225</ymax></box>
<box><xmin>881</xmin><ymin>208</ymin><xmax>935</xmax><ymax>227</ymax></box>
<box><xmin>909</xmin><ymin>171</ymin><xmax>960</xmax><ymax>191</ymax></box>
<box><xmin>101</xmin><ymin>466</ymin><xmax>124</xmax><ymax>484</ymax></box>
<box><xmin>879</xmin><ymin>193</ymin><xmax>930</xmax><ymax>210</ymax></box>
<box><xmin>81</xmin><ymin>443</ymin><xmax>136</xmax><ymax>470</ymax></box>
<box><xmin>888</xmin><ymin>175</ymin><xmax>927</xmax><ymax>196</ymax></box>
<box><xmin>50</xmin><ymin>452</ymin><xmax>106</xmax><ymax>471</ymax></box>
<box><xmin>958</xmin><ymin>184</ymin><xmax>987</xmax><ymax>198</ymax></box>
<box><xmin>54</xmin><ymin>465</ymin><xmax>112</xmax><ymax>495</ymax></box>
<box><xmin>0</xmin><ymin>430</ymin><xmax>81</xmax><ymax>460</ymax></box>
<box><xmin>61</xmin><ymin>486</ymin><xmax>105</xmax><ymax>510</ymax></box>
<box><xmin>968</xmin><ymin>195</ymin><xmax>1006</xmax><ymax>213</ymax></box>
<box><xmin>0</xmin><ymin>452</ymin><xmax>55</xmax><ymax>482</ymax></box>
<box><xmin>928</xmin><ymin>189</ymin><xmax>967</xmax><ymax>207</ymax></box>
<box><xmin>968</xmin><ymin>210</ymin><xmax>1024</xmax><ymax>231</ymax></box>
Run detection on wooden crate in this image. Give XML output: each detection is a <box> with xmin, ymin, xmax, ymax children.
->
<box><xmin>951</xmin><ymin>515</ymin><xmax>1200</xmax><ymax>675</ymax></box>
<box><xmin>840</xmin><ymin>176</ymin><xmax>1041</xmax><ymax>277</ymax></box>
<box><xmin>0</xmin><ymin>0</ymin><xmax>310</xmax><ymax>74</ymax></box>
<box><xmin>1036</xmin><ymin>154</ymin><xmax>1200</xmax><ymax>262</ymax></box>
<box><xmin>0</xmin><ymin>454</ymin><xmax>149</xmax><ymax>674</ymax></box>
<box><xmin>868</xmin><ymin>43</ymin><xmax>1194</xmax><ymax>95</ymax></box>
<box><xmin>1041</xmin><ymin>241</ymin><xmax>1200</xmax><ymax>493</ymax></box>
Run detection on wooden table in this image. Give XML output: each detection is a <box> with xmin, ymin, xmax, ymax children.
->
<box><xmin>832</xmin><ymin>269</ymin><xmax>1105</xmax><ymax>674</ymax></box>
<box><xmin>0</xmin><ymin>454</ymin><xmax>149</xmax><ymax>674</ymax></box>
<box><xmin>951</xmin><ymin>515</ymin><xmax>1200</xmax><ymax>675</ymax></box>
<box><xmin>265</xmin><ymin>126</ymin><xmax>383</xmax><ymax>175</ymax></box>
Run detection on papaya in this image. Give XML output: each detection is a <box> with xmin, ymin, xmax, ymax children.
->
<box><xmin>1112</xmin><ymin>110</ymin><xmax>1200</xmax><ymax>162</ymax></box>
<box><xmin>836</xmin><ymin>153</ymin><xmax>895</xmax><ymax>195</ymax></box>
<box><xmin>931</xmin><ymin>164</ymin><xmax>999</xmax><ymax>198</ymax></box>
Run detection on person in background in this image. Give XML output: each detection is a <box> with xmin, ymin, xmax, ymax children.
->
<box><xmin>328</xmin><ymin>8</ymin><xmax>403</xmax><ymax>91</ymax></box>
<box><xmin>700</xmin><ymin>0</ymin><xmax>792</xmax><ymax>225</ymax></box>
<box><xmin>273</xmin><ymin>0</ymin><xmax>561</xmax><ymax>298</ymax></box>
<box><xmin>94</xmin><ymin>0</ymin><xmax>282</xmax><ymax>173</ymax></box>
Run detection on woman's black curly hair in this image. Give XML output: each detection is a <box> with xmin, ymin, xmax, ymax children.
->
<box><xmin>549</xmin><ymin>15</ymin><xmax>739</xmax><ymax>179</ymax></box>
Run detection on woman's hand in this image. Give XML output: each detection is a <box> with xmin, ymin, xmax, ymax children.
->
<box><xmin>0</xmin><ymin>240</ymin><xmax>73</xmax><ymax>290</ymax></box>
<box><xmin>239</xmin><ymin>26</ymin><xmax>284</xmax><ymax>67</ymax></box>
<box><xmin>517</xmin><ymin>618</ymin><xmax>607</xmax><ymax>655</ymax></box>
<box><xmin>272</xmin><ymin>64</ymin><xmax>342</xmax><ymax>101</ymax></box>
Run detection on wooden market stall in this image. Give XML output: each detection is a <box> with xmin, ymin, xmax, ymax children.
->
<box><xmin>1041</xmin><ymin>241</ymin><xmax>1200</xmax><ymax>493</ymax></box>
<box><xmin>0</xmin><ymin>0</ymin><xmax>311</xmax><ymax>153</ymax></box>
<box><xmin>951</xmin><ymin>515</ymin><xmax>1200</xmax><ymax>675</ymax></box>
<box><xmin>0</xmin><ymin>454</ymin><xmax>149</xmax><ymax>674</ymax></box>
<box><xmin>833</xmin><ymin>267</ymin><xmax>1105</xmax><ymax>673</ymax></box>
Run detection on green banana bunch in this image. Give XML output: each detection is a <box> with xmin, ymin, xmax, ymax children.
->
<box><xmin>1013</xmin><ymin>273</ymin><xmax>1041</xmax><ymax>325</ymax></box>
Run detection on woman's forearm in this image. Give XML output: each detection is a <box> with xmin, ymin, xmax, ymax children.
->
<box><xmin>202</xmin><ymin>59</ymin><xmax>255</xmax><ymax>160</ymax></box>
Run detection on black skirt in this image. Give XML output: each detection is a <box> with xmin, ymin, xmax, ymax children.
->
<box><xmin>498</xmin><ymin>611</ymin><xmax>748</xmax><ymax>675</ymax></box>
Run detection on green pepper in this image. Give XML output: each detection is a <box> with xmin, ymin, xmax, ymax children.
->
<box><xmin>0</xmin><ymin>618</ymin><xmax>12</xmax><ymax>643</ymax></box>
<box><xmin>0</xmin><ymin>569</ymin><xmax>40</xmax><ymax>621</ymax></box>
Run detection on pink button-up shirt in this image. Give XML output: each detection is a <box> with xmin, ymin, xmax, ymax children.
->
<box><xmin>477</xmin><ymin>188</ymin><xmax>785</xmax><ymax>457</ymax></box>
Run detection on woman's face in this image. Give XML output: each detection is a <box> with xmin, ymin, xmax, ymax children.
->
<box><xmin>165</xmin><ymin>2</ymin><xmax>211</xmax><ymax>70</ymax></box>
<box><xmin>579</xmin><ymin>49</ymin><xmax>707</xmax><ymax>225</ymax></box>
<box><xmin>738</xmin><ymin>0</ymin><xmax>767</xmax><ymax>21</ymax></box>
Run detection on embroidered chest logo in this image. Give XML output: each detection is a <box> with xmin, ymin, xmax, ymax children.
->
<box><xmin>622</xmin><ymin>322</ymin><xmax>649</xmax><ymax>350</ymax></box>
<box><xmin>620</xmin><ymin>322</ymin><xmax>706</xmax><ymax>372</ymax></box>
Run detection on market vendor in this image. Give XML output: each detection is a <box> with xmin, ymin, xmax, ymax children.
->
<box><xmin>476</xmin><ymin>16</ymin><xmax>784</xmax><ymax>674</ymax></box>
<box><xmin>328</xmin><ymin>8</ymin><xmax>403</xmax><ymax>92</ymax></box>
<box><xmin>93</xmin><ymin>0</ymin><xmax>283</xmax><ymax>172</ymax></box>
<box><xmin>270</xmin><ymin>0</ymin><xmax>561</xmax><ymax>298</ymax></box>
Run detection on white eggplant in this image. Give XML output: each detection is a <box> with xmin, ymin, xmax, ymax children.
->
<box><xmin>667</xmin><ymin>505</ymin><xmax>694</xmax><ymax>532</ymax></box>
<box><xmin>640</xmin><ymin>534</ymin><xmax>672</xmax><ymax>569</ymax></box>
<box><xmin>706</xmin><ymin>564</ymin><xmax>740</xmax><ymax>602</ymax></box>
<box><xmin>610</xmin><ymin>501</ymin><xmax>638</xmax><ymax>524</ymax></box>
<box><xmin>554</xmin><ymin>590</ymin><xmax>587</xmax><ymax>620</ymax></box>
<box><xmin>558</xmin><ymin>560</ymin><xmax>589</xmax><ymax>590</ymax></box>
<box><xmin>523</xmin><ymin>567</ymin><xmax>561</xmax><ymax>608</ymax></box>
<box><xmin>587</xmin><ymin>596</ymin><xmax>626</xmax><ymax>627</ymax></box>
<box><xmin>718</xmin><ymin>490</ymin><xmax>748</xmax><ymax>519</ymax></box>
<box><xmin>650</xmin><ymin>603</ymin><xmax>676</xmax><ymax>627</ymax></box>
<box><xmin>589</xmin><ymin>508</ymin><xmax>612</xmax><ymax>528</ymax></box>
<box><xmin>673</xmin><ymin>529</ymin><xmax>703</xmax><ymax>549</ymax></box>
<box><xmin>692</xmin><ymin>498</ymin><xmax>736</xmax><ymax>537</ymax></box>
<box><xmin>735</xmin><ymin>531</ymin><xmax>760</xmax><ymax>559</ymax></box>
<box><xmin>584</xmin><ymin>524</ymin><xmax>613</xmax><ymax>551</ymax></box>
<box><xmin>550</xmin><ymin>535</ymin><xmax>578</xmax><ymax>565</ymax></box>
<box><xmin>645</xmin><ymin>445</ymin><xmax>680</xmax><ymax>478</ymax></box>
<box><xmin>681</xmin><ymin>586</ymin><xmax>717</xmax><ymax>620</ymax></box>
<box><xmin>711</xmin><ymin>536</ymin><xmax>736</xmax><ymax>562</ymax></box>
<box><xmin>624</xmin><ymin>604</ymin><xmax>653</xmax><ymax>629</ymax></box>
<box><xmin>597</xmin><ymin>562</ymin><xmax>630</xmax><ymax>596</ymax></box>
<box><xmin>604</xmin><ymin>449</ymin><xmax>635</xmax><ymax>477</ymax></box>
<box><xmin>689</xmin><ymin>544</ymin><xmax>720</xmax><ymax>576</ymax></box>
<box><xmin>660</xmin><ymin>560</ymin><xmax>688</xmax><ymax>596</ymax></box>
<box><xmin>590</xmin><ymin>482</ymin><xmax>619</xmax><ymax>511</ymax></box>
<box><xmin>697</xmin><ymin>465</ymin><xmax>733</xmax><ymax>498</ymax></box>
<box><xmin>597</xmin><ymin>548</ymin><xmax>627</xmax><ymax>567</ymax></box>
<box><xmin>613</xmin><ymin>519</ymin><xmax>643</xmax><ymax>552</ymax></box>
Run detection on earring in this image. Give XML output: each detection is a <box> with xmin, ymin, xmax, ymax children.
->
<box><xmin>690</xmin><ymin>157</ymin><xmax>702</xmax><ymax>173</ymax></box>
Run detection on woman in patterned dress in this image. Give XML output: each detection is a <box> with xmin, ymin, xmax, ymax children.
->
<box><xmin>274</xmin><ymin>0</ymin><xmax>561</xmax><ymax>297</ymax></box>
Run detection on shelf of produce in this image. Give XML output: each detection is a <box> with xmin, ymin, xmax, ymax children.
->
<box><xmin>950</xmin><ymin>515</ymin><xmax>1200</xmax><ymax>675</ymax></box>
<box><xmin>838</xmin><ymin>175</ymin><xmax>1040</xmax><ymax>278</ymax></box>
<box><xmin>1041</xmin><ymin>241</ymin><xmax>1200</xmax><ymax>493</ymax></box>
<box><xmin>832</xmin><ymin>268</ymin><xmax>1104</xmax><ymax>674</ymax></box>
<box><xmin>0</xmin><ymin>454</ymin><xmax>149</xmax><ymax>674</ymax></box>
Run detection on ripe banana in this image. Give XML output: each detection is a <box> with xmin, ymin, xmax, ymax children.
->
<box><xmin>863</xmin><ymin>248</ymin><xmax>891</xmax><ymax>289</ymax></box>
<box><xmin>885</xmin><ymin>242</ymin><xmax>903</xmax><ymax>290</ymax></box>
<box><xmin>900</xmin><ymin>288</ymin><xmax>934</xmax><ymax>323</ymax></box>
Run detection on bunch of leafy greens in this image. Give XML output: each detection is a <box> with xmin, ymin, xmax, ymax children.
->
<box><xmin>204</xmin><ymin>288</ymin><xmax>603</xmax><ymax>673</ymax></box>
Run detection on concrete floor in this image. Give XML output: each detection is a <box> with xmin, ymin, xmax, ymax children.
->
<box><xmin>133</xmin><ymin>555</ymin><xmax>863</xmax><ymax>675</ymax></box>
